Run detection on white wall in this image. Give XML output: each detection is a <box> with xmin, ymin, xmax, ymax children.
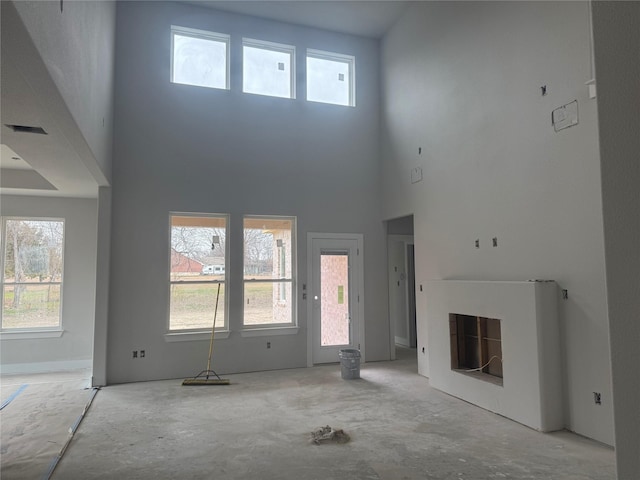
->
<box><xmin>92</xmin><ymin>187</ymin><xmax>111</xmax><ymax>386</ymax></box>
<box><xmin>592</xmin><ymin>2</ymin><xmax>640</xmax><ymax>477</ymax></box>
<box><xmin>380</xmin><ymin>2</ymin><xmax>612</xmax><ymax>445</ymax></box>
<box><xmin>108</xmin><ymin>2</ymin><xmax>387</xmax><ymax>384</ymax></box>
<box><xmin>386</xmin><ymin>215</ymin><xmax>414</xmax><ymax>235</ymax></box>
<box><xmin>0</xmin><ymin>195</ymin><xmax>97</xmax><ymax>372</ymax></box>
<box><xmin>13</xmin><ymin>0</ymin><xmax>116</xmax><ymax>183</ymax></box>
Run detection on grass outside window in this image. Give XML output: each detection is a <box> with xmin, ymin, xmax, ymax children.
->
<box><xmin>1</xmin><ymin>218</ymin><xmax>64</xmax><ymax>331</ymax></box>
<box><xmin>169</xmin><ymin>213</ymin><xmax>228</xmax><ymax>331</ymax></box>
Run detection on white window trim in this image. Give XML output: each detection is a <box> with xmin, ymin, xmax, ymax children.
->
<box><xmin>170</xmin><ymin>25</ymin><xmax>231</xmax><ymax>90</ymax></box>
<box><xmin>168</xmin><ymin>212</ymin><xmax>230</xmax><ymax>333</ymax></box>
<box><xmin>164</xmin><ymin>330</ymin><xmax>230</xmax><ymax>342</ymax></box>
<box><xmin>306</xmin><ymin>48</ymin><xmax>356</xmax><ymax>107</ymax></box>
<box><xmin>240</xmin><ymin>326</ymin><xmax>299</xmax><ymax>338</ymax></box>
<box><xmin>242</xmin><ymin>38</ymin><xmax>297</xmax><ymax>99</ymax></box>
<box><xmin>0</xmin><ymin>329</ymin><xmax>64</xmax><ymax>340</ymax></box>
<box><xmin>0</xmin><ymin>217</ymin><xmax>65</xmax><ymax>334</ymax></box>
<box><xmin>242</xmin><ymin>215</ymin><xmax>297</xmax><ymax>330</ymax></box>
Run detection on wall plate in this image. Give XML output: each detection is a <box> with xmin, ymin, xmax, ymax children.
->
<box><xmin>552</xmin><ymin>100</ymin><xmax>579</xmax><ymax>132</ymax></box>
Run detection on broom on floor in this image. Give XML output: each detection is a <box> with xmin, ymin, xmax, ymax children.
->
<box><xmin>182</xmin><ymin>282</ymin><xmax>230</xmax><ymax>386</ymax></box>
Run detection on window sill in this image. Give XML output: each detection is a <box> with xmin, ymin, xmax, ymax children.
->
<box><xmin>164</xmin><ymin>330</ymin><xmax>230</xmax><ymax>342</ymax></box>
<box><xmin>240</xmin><ymin>326</ymin><xmax>298</xmax><ymax>338</ymax></box>
<box><xmin>0</xmin><ymin>329</ymin><xmax>64</xmax><ymax>340</ymax></box>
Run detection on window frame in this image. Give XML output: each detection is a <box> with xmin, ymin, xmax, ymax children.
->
<box><xmin>278</xmin><ymin>242</ymin><xmax>287</xmax><ymax>303</ymax></box>
<box><xmin>167</xmin><ymin>212</ymin><xmax>230</xmax><ymax>334</ymax></box>
<box><xmin>306</xmin><ymin>48</ymin><xmax>356</xmax><ymax>107</ymax></box>
<box><xmin>170</xmin><ymin>25</ymin><xmax>231</xmax><ymax>90</ymax></box>
<box><xmin>242</xmin><ymin>215</ymin><xmax>297</xmax><ymax>329</ymax></box>
<box><xmin>242</xmin><ymin>38</ymin><xmax>297</xmax><ymax>99</ymax></box>
<box><xmin>0</xmin><ymin>216</ymin><xmax>65</xmax><ymax>333</ymax></box>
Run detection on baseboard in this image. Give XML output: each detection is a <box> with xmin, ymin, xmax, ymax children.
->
<box><xmin>0</xmin><ymin>359</ymin><xmax>92</xmax><ymax>375</ymax></box>
<box><xmin>395</xmin><ymin>336</ymin><xmax>410</xmax><ymax>348</ymax></box>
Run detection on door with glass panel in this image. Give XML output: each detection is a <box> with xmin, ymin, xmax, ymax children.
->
<box><xmin>310</xmin><ymin>236</ymin><xmax>361</xmax><ymax>364</ymax></box>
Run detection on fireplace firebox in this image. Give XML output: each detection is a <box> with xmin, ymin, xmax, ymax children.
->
<box><xmin>449</xmin><ymin>314</ymin><xmax>502</xmax><ymax>384</ymax></box>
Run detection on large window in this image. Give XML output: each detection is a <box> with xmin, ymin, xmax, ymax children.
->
<box><xmin>1</xmin><ymin>218</ymin><xmax>64</xmax><ymax>331</ymax></box>
<box><xmin>169</xmin><ymin>214</ymin><xmax>228</xmax><ymax>331</ymax></box>
<box><xmin>306</xmin><ymin>49</ymin><xmax>355</xmax><ymax>107</ymax></box>
<box><xmin>243</xmin><ymin>216</ymin><xmax>295</xmax><ymax>326</ymax></box>
<box><xmin>243</xmin><ymin>39</ymin><xmax>296</xmax><ymax>99</ymax></box>
<box><xmin>171</xmin><ymin>26</ymin><xmax>230</xmax><ymax>90</ymax></box>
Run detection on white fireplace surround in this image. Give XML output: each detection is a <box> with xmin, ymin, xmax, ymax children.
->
<box><xmin>424</xmin><ymin>280</ymin><xmax>563</xmax><ymax>432</ymax></box>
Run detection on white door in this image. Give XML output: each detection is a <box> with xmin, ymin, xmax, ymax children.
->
<box><xmin>308</xmin><ymin>234</ymin><xmax>363</xmax><ymax>365</ymax></box>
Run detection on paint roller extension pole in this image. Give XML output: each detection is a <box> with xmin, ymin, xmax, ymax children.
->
<box><xmin>205</xmin><ymin>282</ymin><xmax>221</xmax><ymax>377</ymax></box>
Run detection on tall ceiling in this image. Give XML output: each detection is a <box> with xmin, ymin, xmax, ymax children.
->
<box><xmin>191</xmin><ymin>1</ymin><xmax>409</xmax><ymax>38</ymax></box>
<box><xmin>0</xmin><ymin>1</ymin><xmax>104</xmax><ymax>198</ymax></box>
<box><xmin>0</xmin><ymin>1</ymin><xmax>407</xmax><ymax>198</ymax></box>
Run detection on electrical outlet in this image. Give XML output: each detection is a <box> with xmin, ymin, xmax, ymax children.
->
<box><xmin>132</xmin><ymin>350</ymin><xmax>138</xmax><ymax>359</ymax></box>
<box><xmin>492</xmin><ymin>237</ymin><xmax>498</xmax><ymax>247</ymax></box>
<box><xmin>593</xmin><ymin>392</ymin><xmax>602</xmax><ymax>405</ymax></box>
<box><xmin>267</xmin><ymin>342</ymin><xmax>271</xmax><ymax>349</ymax></box>
<box><xmin>562</xmin><ymin>289</ymin><xmax>569</xmax><ymax>300</ymax></box>
<box><xmin>475</xmin><ymin>239</ymin><xmax>480</xmax><ymax>249</ymax></box>
<box><xmin>140</xmin><ymin>350</ymin><xmax>146</xmax><ymax>358</ymax></box>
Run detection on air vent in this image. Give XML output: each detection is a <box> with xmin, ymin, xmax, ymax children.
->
<box><xmin>5</xmin><ymin>124</ymin><xmax>48</xmax><ymax>135</ymax></box>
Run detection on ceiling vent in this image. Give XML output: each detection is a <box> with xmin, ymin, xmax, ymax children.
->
<box><xmin>5</xmin><ymin>124</ymin><xmax>48</xmax><ymax>135</ymax></box>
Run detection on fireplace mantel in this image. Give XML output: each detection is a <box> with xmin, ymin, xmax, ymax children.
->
<box><xmin>424</xmin><ymin>280</ymin><xmax>563</xmax><ymax>432</ymax></box>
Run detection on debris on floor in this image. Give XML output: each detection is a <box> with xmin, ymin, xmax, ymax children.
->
<box><xmin>310</xmin><ymin>425</ymin><xmax>350</xmax><ymax>445</ymax></box>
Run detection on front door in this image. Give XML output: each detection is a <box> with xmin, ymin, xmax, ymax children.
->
<box><xmin>309</xmin><ymin>235</ymin><xmax>362</xmax><ymax>364</ymax></box>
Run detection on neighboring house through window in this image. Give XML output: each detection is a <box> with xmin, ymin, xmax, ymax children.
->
<box><xmin>169</xmin><ymin>213</ymin><xmax>228</xmax><ymax>331</ymax></box>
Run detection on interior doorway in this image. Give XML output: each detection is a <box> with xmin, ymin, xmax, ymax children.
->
<box><xmin>386</xmin><ymin>215</ymin><xmax>417</xmax><ymax>360</ymax></box>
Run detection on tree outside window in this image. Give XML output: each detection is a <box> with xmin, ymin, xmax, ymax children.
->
<box><xmin>243</xmin><ymin>216</ymin><xmax>295</xmax><ymax>326</ymax></box>
<box><xmin>169</xmin><ymin>214</ymin><xmax>228</xmax><ymax>331</ymax></box>
<box><xmin>1</xmin><ymin>218</ymin><xmax>64</xmax><ymax>330</ymax></box>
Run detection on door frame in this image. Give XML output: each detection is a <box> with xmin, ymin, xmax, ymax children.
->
<box><xmin>307</xmin><ymin>233</ymin><xmax>365</xmax><ymax>367</ymax></box>
<box><xmin>387</xmin><ymin>234</ymin><xmax>415</xmax><ymax>361</ymax></box>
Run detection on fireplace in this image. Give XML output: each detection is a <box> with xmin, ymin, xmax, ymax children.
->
<box><xmin>423</xmin><ymin>280</ymin><xmax>563</xmax><ymax>432</ymax></box>
<box><xmin>449</xmin><ymin>314</ymin><xmax>502</xmax><ymax>384</ymax></box>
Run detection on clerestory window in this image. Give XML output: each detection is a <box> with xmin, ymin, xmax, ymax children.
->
<box><xmin>243</xmin><ymin>39</ymin><xmax>296</xmax><ymax>99</ymax></box>
<box><xmin>171</xmin><ymin>26</ymin><xmax>230</xmax><ymax>90</ymax></box>
<box><xmin>306</xmin><ymin>49</ymin><xmax>355</xmax><ymax>107</ymax></box>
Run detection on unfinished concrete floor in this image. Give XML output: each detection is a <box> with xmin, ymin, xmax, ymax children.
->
<box><xmin>1</xmin><ymin>368</ymin><xmax>93</xmax><ymax>479</ymax></box>
<box><xmin>49</xmin><ymin>349</ymin><xmax>613</xmax><ymax>479</ymax></box>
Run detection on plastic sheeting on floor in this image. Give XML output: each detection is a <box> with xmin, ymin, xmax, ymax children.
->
<box><xmin>0</xmin><ymin>370</ymin><xmax>91</xmax><ymax>480</ymax></box>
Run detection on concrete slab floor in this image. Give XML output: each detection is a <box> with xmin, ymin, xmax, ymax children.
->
<box><xmin>54</xmin><ymin>350</ymin><xmax>614</xmax><ymax>479</ymax></box>
<box><xmin>1</xmin><ymin>368</ymin><xmax>92</xmax><ymax>480</ymax></box>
